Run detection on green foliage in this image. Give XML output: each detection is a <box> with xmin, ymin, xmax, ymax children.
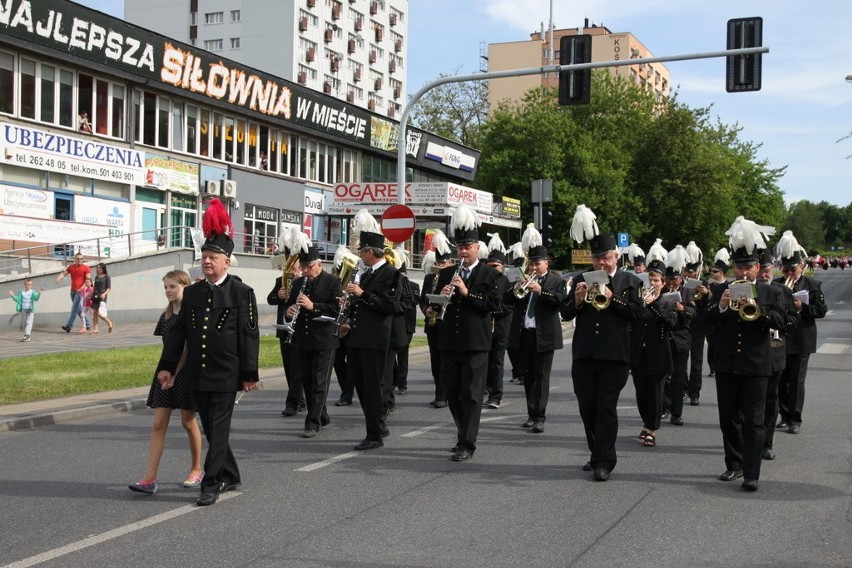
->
<box><xmin>782</xmin><ymin>200</ymin><xmax>852</xmax><ymax>253</ymax></box>
<box><xmin>408</xmin><ymin>68</ymin><xmax>488</xmax><ymax>148</ymax></box>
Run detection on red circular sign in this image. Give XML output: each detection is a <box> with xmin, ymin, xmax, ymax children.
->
<box><xmin>381</xmin><ymin>204</ymin><xmax>416</xmax><ymax>243</ymax></box>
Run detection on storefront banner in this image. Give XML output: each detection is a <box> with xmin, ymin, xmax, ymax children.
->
<box><xmin>74</xmin><ymin>195</ymin><xmax>131</xmax><ymax>255</ymax></box>
<box><xmin>0</xmin><ymin>214</ymin><xmax>109</xmax><ymax>255</ymax></box>
<box><xmin>304</xmin><ymin>187</ymin><xmax>325</xmax><ymax>214</ymax></box>
<box><xmin>0</xmin><ymin>122</ymin><xmax>146</xmax><ymax>185</ymax></box>
<box><xmin>446</xmin><ymin>183</ymin><xmax>492</xmax><ymax>213</ymax></box>
<box><xmin>144</xmin><ymin>155</ymin><xmax>199</xmax><ymax>194</ymax></box>
<box><xmin>0</xmin><ymin>184</ymin><xmax>53</xmax><ymax>219</ymax></box>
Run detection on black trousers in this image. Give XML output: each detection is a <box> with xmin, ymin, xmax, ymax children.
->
<box><xmin>706</xmin><ymin>331</ymin><xmax>718</xmax><ymax>374</ymax></box>
<box><xmin>633</xmin><ymin>369</ymin><xmax>665</xmax><ymax>431</ymax></box>
<box><xmin>763</xmin><ymin>368</ymin><xmax>783</xmax><ymax>450</ymax></box>
<box><xmin>195</xmin><ymin>390</ymin><xmax>241</xmax><ymax>493</ymax></box>
<box><xmin>278</xmin><ymin>340</ymin><xmax>305</xmax><ymax>410</ymax></box>
<box><xmin>687</xmin><ymin>329</ymin><xmax>706</xmax><ymax>398</ymax></box>
<box><xmin>665</xmin><ymin>348</ymin><xmax>689</xmax><ymax>417</ymax></box>
<box><xmin>519</xmin><ymin>329</ymin><xmax>554</xmax><ymax>421</ymax></box>
<box><xmin>297</xmin><ymin>349</ymin><xmax>333</xmax><ymax>431</ymax></box>
<box><xmin>440</xmin><ymin>350</ymin><xmax>488</xmax><ymax>452</ymax></box>
<box><xmin>507</xmin><ymin>345</ymin><xmax>522</xmax><ymax>381</ymax></box>
<box><xmin>333</xmin><ymin>340</ymin><xmax>353</xmax><ymax>403</ymax></box>
<box><xmin>382</xmin><ymin>347</ymin><xmax>398</xmax><ymax>414</ymax></box>
<box><xmin>571</xmin><ymin>358</ymin><xmax>629</xmax><ymax>472</ymax></box>
<box><xmin>348</xmin><ymin>347</ymin><xmax>387</xmax><ymax>442</ymax></box>
<box><xmin>486</xmin><ymin>316</ymin><xmax>510</xmax><ymax>401</ymax></box>
<box><xmin>715</xmin><ymin>372</ymin><xmax>768</xmax><ymax>480</ymax></box>
<box><xmin>425</xmin><ymin>327</ymin><xmax>446</xmax><ymax>401</ymax></box>
<box><xmin>778</xmin><ymin>353</ymin><xmax>810</xmax><ymax>425</ymax></box>
<box><xmin>393</xmin><ymin>339</ymin><xmax>411</xmax><ymax>389</ymax></box>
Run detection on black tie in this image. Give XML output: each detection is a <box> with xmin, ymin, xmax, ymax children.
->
<box><xmin>461</xmin><ymin>267</ymin><xmax>470</xmax><ymax>281</ymax></box>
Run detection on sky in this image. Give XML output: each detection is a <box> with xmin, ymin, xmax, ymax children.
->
<box><xmin>76</xmin><ymin>0</ymin><xmax>852</xmax><ymax>207</ymax></box>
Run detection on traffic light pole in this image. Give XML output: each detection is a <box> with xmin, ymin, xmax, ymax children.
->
<box><xmin>394</xmin><ymin>45</ymin><xmax>768</xmax><ymax>207</ymax></box>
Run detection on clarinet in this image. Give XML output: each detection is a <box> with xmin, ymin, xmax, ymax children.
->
<box><xmin>285</xmin><ymin>278</ymin><xmax>309</xmax><ymax>344</ymax></box>
<box><xmin>332</xmin><ymin>271</ymin><xmax>361</xmax><ymax>337</ymax></box>
<box><xmin>436</xmin><ymin>263</ymin><xmax>464</xmax><ymax>322</ymax></box>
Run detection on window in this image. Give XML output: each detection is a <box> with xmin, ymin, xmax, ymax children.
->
<box><xmin>231</xmin><ymin>10</ymin><xmax>241</xmax><ymax>22</ymax></box>
<box><xmin>204</xmin><ymin>39</ymin><xmax>223</xmax><ymax>52</ymax></box>
<box><xmin>231</xmin><ymin>37</ymin><xmax>241</xmax><ymax>49</ymax></box>
<box><xmin>204</xmin><ymin>12</ymin><xmax>223</xmax><ymax>24</ymax></box>
<box><xmin>20</xmin><ymin>58</ymin><xmax>35</xmax><ymax>119</ymax></box>
<box><xmin>0</xmin><ymin>52</ymin><xmax>13</xmax><ymax>114</ymax></box>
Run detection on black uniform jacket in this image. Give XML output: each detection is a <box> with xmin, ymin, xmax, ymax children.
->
<box><xmin>508</xmin><ymin>271</ymin><xmax>568</xmax><ymax>352</ymax></box>
<box><xmin>773</xmin><ymin>275</ymin><xmax>826</xmax><ymax>354</ymax></box>
<box><xmin>630</xmin><ymin>297</ymin><xmax>678</xmax><ymax>376</ymax></box>
<box><xmin>705</xmin><ymin>280</ymin><xmax>785</xmax><ymax>376</ymax></box>
<box><xmin>347</xmin><ymin>262</ymin><xmax>400</xmax><ymax>350</ymax></box>
<box><xmin>267</xmin><ymin>275</ymin><xmax>292</xmax><ymax>340</ymax></box>
<box><xmin>435</xmin><ymin>262</ymin><xmax>502</xmax><ymax>352</ymax></box>
<box><xmin>560</xmin><ymin>271</ymin><xmax>645</xmax><ymax>363</ymax></box>
<box><xmin>668</xmin><ymin>287</ymin><xmax>696</xmax><ymax>353</ymax></box>
<box><xmin>389</xmin><ymin>274</ymin><xmax>417</xmax><ymax>349</ymax></box>
<box><xmin>420</xmin><ymin>271</ymin><xmax>444</xmax><ymax>335</ymax></box>
<box><xmin>769</xmin><ymin>282</ymin><xmax>801</xmax><ymax>372</ymax></box>
<box><xmin>284</xmin><ymin>270</ymin><xmax>341</xmax><ymax>350</ymax></box>
<box><xmin>158</xmin><ymin>274</ymin><xmax>260</xmax><ymax>391</ymax></box>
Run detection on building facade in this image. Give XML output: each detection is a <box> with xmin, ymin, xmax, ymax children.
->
<box><xmin>487</xmin><ymin>20</ymin><xmax>670</xmax><ymax>110</ymax></box>
<box><xmin>124</xmin><ymin>0</ymin><xmax>408</xmax><ymax>118</ymax></box>
<box><xmin>0</xmin><ymin>0</ymin><xmax>518</xmax><ymax>270</ymax></box>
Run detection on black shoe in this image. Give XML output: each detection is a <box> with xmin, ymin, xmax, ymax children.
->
<box><xmin>281</xmin><ymin>407</ymin><xmax>297</xmax><ymax>417</ymax></box>
<box><xmin>432</xmin><ymin>399</ymin><xmax>447</xmax><ymax>409</ymax></box>
<box><xmin>451</xmin><ymin>449</ymin><xmax>473</xmax><ymax>462</ymax></box>
<box><xmin>522</xmin><ymin>419</ymin><xmax>534</xmax><ymax>428</ymax></box>
<box><xmin>670</xmin><ymin>416</ymin><xmax>684</xmax><ymax>426</ymax></box>
<box><xmin>450</xmin><ymin>444</ymin><xmax>462</xmax><ymax>453</ymax></box>
<box><xmin>593</xmin><ymin>467</ymin><xmax>610</xmax><ymax>481</ymax></box>
<box><xmin>484</xmin><ymin>398</ymin><xmax>501</xmax><ymax>409</ymax></box>
<box><xmin>742</xmin><ymin>479</ymin><xmax>759</xmax><ymax>491</ymax></box>
<box><xmin>334</xmin><ymin>399</ymin><xmax>352</xmax><ymax>407</ymax></box>
<box><xmin>531</xmin><ymin>421</ymin><xmax>544</xmax><ymax>433</ymax></box>
<box><xmin>221</xmin><ymin>481</ymin><xmax>241</xmax><ymax>492</ymax></box>
<box><xmin>761</xmin><ymin>448</ymin><xmax>776</xmax><ymax>460</ymax></box>
<box><xmin>354</xmin><ymin>439</ymin><xmax>383</xmax><ymax>451</ymax></box>
<box><xmin>61</xmin><ymin>325</ymin><xmax>71</xmax><ymax>333</ymax></box>
<box><xmin>320</xmin><ymin>417</ymin><xmax>331</xmax><ymax>427</ymax></box>
<box><xmin>582</xmin><ymin>462</ymin><xmax>593</xmax><ymax>472</ymax></box>
<box><xmin>719</xmin><ymin>469</ymin><xmax>743</xmax><ymax>481</ymax></box>
<box><xmin>689</xmin><ymin>397</ymin><xmax>700</xmax><ymax>406</ymax></box>
<box><xmin>788</xmin><ymin>423</ymin><xmax>800</xmax><ymax>434</ymax></box>
<box><xmin>303</xmin><ymin>429</ymin><xmax>317</xmax><ymax>438</ymax></box>
<box><xmin>661</xmin><ymin>411</ymin><xmax>670</xmax><ymax>420</ymax></box>
<box><xmin>380</xmin><ymin>427</ymin><xmax>390</xmax><ymax>438</ymax></box>
<box><xmin>396</xmin><ymin>387</ymin><xmax>407</xmax><ymax>395</ymax></box>
<box><xmin>776</xmin><ymin>420</ymin><xmax>788</xmax><ymax>429</ymax></box>
<box><xmin>197</xmin><ymin>492</ymin><xmax>218</xmax><ymax>506</ymax></box>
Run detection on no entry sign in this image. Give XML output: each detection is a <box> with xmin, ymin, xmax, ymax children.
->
<box><xmin>381</xmin><ymin>204</ymin><xmax>416</xmax><ymax>243</ymax></box>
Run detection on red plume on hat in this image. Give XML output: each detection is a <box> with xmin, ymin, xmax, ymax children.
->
<box><xmin>203</xmin><ymin>198</ymin><xmax>232</xmax><ymax>239</ymax></box>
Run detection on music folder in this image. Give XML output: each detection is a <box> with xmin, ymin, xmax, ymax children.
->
<box><xmin>426</xmin><ymin>294</ymin><xmax>450</xmax><ymax>305</ymax></box>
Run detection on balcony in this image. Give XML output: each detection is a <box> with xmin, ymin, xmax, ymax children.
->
<box><xmin>368</xmin><ymin>50</ymin><xmax>376</xmax><ymax>63</ymax></box>
<box><xmin>370</xmin><ymin>1</ymin><xmax>377</xmax><ymax>15</ymax></box>
<box><xmin>347</xmin><ymin>91</ymin><xmax>355</xmax><ymax>102</ymax></box>
<box><xmin>331</xmin><ymin>58</ymin><xmax>340</xmax><ymax>72</ymax></box>
<box><xmin>323</xmin><ymin>81</ymin><xmax>332</xmax><ymax>94</ymax></box>
<box><xmin>388</xmin><ymin>59</ymin><xmax>396</xmax><ymax>73</ymax></box>
<box><xmin>307</xmin><ymin>0</ymin><xmax>315</xmax><ymax>7</ymax></box>
<box><xmin>298</xmin><ymin>71</ymin><xmax>307</xmax><ymax>84</ymax></box>
<box><xmin>354</xmin><ymin>17</ymin><xmax>362</xmax><ymax>31</ymax></box>
<box><xmin>393</xmin><ymin>86</ymin><xmax>400</xmax><ymax>99</ymax></box>
<box><xmin>324</xmin><ymin>28</ymin><xmax>333</xmax><ymax>43</ymax></box>
<box><xmin>374</xmin><ymin>78</ymin><xmax>382</xmax><ymax>90</ymax></box>
<box><xmin>347</xmin><ymin>39</ymin><xmax>356</xmax><ymax>54</ymax></box>
<box><xmin>368</xmin><ymin>99</ymin><xmax>376</xmax><ymax>110</ymax></box>
<box><xmin>299</xmin><ymin>17</ymin><xmax>308</xmax><ymax>31</ymax></box>
<box><xmin>390</xmin><ymin>13</ymin><xmax>397</xmax><ymax>26</ymax></box>
<box><xmin>394</xmin><ymin>39</ymin><xmax>402</xmax><ymax>53</ymax></box>
<box><xmin>375</xmin><ymin>26</ymin><xmax>383</xmax><ymax>42</ymax></box>
<box><xmin>306</xmin><ymin>47</ymin><xmax>315</xmax><ymax>61</ymax></box>
<box><xmin>332</xmin><ymin>3</ymin><xmax>341</xmax><ymax>20</ymax></box>
<box><xmin>388</xmin><ymin>106</ymin><xmax>395</xmax><ymax>118</ymax></box>
<box><xmin>354</xmin><ymin>68</ymin><xmax>362</xmax><ymax>82</ymax></box>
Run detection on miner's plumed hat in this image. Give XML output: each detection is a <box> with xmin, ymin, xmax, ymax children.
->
<box><xmin>201</xmin><ymin>198</ymin><xmax>234</xmax><ymax>256</ymax></box>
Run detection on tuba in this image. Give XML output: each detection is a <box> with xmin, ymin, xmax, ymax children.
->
<box><xmin>728</xmin><ymin>279</ymin><xmax>762</xmax><ymax>322</ymax></box>
<box><xmin>332</xmin><ymin>252</ymin><xmax>360</xmax><ymax>338</ymax></box>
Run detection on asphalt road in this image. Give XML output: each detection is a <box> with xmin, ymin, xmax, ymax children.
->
<box><xmin>1</xmin><ymin>271</ymin><xmax>850</xmax><ymax>568</ymax></box>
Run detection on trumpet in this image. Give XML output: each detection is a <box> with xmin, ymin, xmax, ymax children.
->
<box><xmin>640</xmin><ymin>286</ymin><xmax>658</xmax><ymax>303</ymax></box>
<box><xmin>783</xmin><ymin>275</ymin><xmax>796</xmax><ymax>289</ymax></box>
<box><xmin>585</xmin><ymin>282</ymin><xmax>611</xmax><ymax>310</ymax></box>
<box><xmin>728</xmin><ymin>279</ymin><xmax>762</xmax><ymax>322</ymax></box>
<box><xmin>437</xmin><ymin>263</ymin><xmax>464</xmax><ymax>321</ymax></box>
<box><xmin>513</xmin><ymin>273</ymin><xmax>537</xmax><ymax>299</ymax></box>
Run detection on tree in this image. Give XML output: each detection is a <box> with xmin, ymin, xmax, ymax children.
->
<box><xmin>783</xmin><ymin>200</ymin><xmax>826</xmax><ymax>254</ymax></box>
<box><xmin>408</xmin><ymin>68</ymin><xmax>488</xmax><ymax>148</ymax></box>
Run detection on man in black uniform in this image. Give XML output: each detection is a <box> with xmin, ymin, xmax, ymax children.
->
<box><xmin>560</xmin><ymin>219</ymin><xmax>644</xmax><ymax>481</ymax></box>
<box><xmin>393</xmin><ymin>261</ymin><xmax>420</xmax><ymax>397</ymax></box>
<box><xmin>156</xmin><ymin>199</ymin><xmax>259</xmax><ymax>506</ymax></box>
<box><xmin>662</xmin><ymin>253</ymin><xmax>696</xmax><ymax>426</ymax></box>
<box><xmin>285</xmin><ymin>245</ymin><xmax>341</xmax><ymax>438</ymax></box>
<box><xmin>684</xmin><ymin>243</ymin><xmax>710</xmax><ymax>406</ymax></box>
<box><xmin>705</xmin><ymin>249</ymin><xmax>731</xmax><ymax>378</ymax></box>
<box><xmin>268</xmin><ymin>250</ymin><xmax>306</xmax><ymax>417</ymax></box>
<box><xmin>707</xmin><ymin>217</ymin><xmax>785</xmax><ymax>492</ymax></box>
<box><xmin>485</xmin><ymin>247</ymin><xmax>513</xmax><ymax>409</ymax></box>
<box><xmin>434</xmin><ymin>206</ymin><xmax>502</xmax><ymax>462</ymax></box>
<box><xmin>345</xmin><ymin>229</ymin><xmax>400</xmax><ymax>450</ymax></box>
<box><xmin>419</xmin><ymin>230</ymin><xmax>453</xmax><ymax>408</ymax></box>
<box><xmin>773</xmin><ymin>231</ymin><xmax>827</xmax><ymax>435</ymax></box>
<box><xmin>382</xmin><ymin>254</ymin><xmax>417</xmax><ymax>416</ymax></box>
<box><xmin>508</xmin><ymin>241</ymin><xmax>567</xmax><ymax>432</ymax></box>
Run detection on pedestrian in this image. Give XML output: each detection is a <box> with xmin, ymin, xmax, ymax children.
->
<box><xmin>56</xmin><ymin>252</ymin><xmax>91</xmax><ymax>333</ymax></box>
<box><xmin>156</xmin><ymin>198</ymin><xmax>261</xmax><ymax>506</ymax></box>
<box><xmin>8</xmin><ymin>278</ymin><xmax>43</xmax><ymax>342</ymax></box>
<box><xmin>129</xmin><ymin>270</ymin><xmax>203</xmax><ymax>495</ymax></box>
<box><xmin>91</xmin><ymin>263</ymin><xmax>115</xmax><ymax>334</ymax></box>
<box><xmin>77</xmin><ymin>276</ymin><xmax>95</xmax><ymax>333</ymax></box>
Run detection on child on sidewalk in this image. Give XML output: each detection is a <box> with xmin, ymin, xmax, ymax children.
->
<box><xmin>8</xmin><ymin>278</ymin><xmax>43</xmax><ymax>342</ymax></box>
<box><xmin>78</xmin><ymin>276</ymin><xmax>94</xmax><ymax>332</ymax></box>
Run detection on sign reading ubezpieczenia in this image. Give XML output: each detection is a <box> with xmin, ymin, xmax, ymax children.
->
<box><xmin>0</xmin><ymin>123</ymin><xmax>146</xmax><ymax>185</ymax></box>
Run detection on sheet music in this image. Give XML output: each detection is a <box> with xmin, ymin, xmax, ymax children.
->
<box><xmin>583</xmin><ymin>270</ymin><xmax>609</xmax><ymax>287</ymax></box>
<box><xmin>426</xmin><ymin>294</ymin><xmax>451</xmax><ymax>305</ymax></box>
<box><xmin>792</xmin><ymin>289</ymin><xmax>810</xmax><ymax>305</ymax></box>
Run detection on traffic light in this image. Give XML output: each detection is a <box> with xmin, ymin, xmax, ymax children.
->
<box><xmin>559</xmin><ymin>34</ymin><xmax>592</xmax><ymax>105</ymax></box>
<box><xmin>542</xmin><ymin>208</ymin><xmax>554</xmax><ymax>248</ymax></box>
<box><xmin>726</xmin><ymin>17</ymin><xmax>763</xmax><ymax>92</ymax></box>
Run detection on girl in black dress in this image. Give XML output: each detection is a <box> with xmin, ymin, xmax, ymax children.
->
<box><xmin>129</xmin><ymin>270</ymin><xmax>203</xmax><ymax>494</ymax></box>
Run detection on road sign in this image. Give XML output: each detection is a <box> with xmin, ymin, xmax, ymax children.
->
<box><xmin>381</xmin><ymin>204</ymin><xmax>416</xmax><ymax>243</ymax></box>
<box><xmin>571</xmin><ymin>249</ymin><xmax>593</xmax><ymax>265</ymax></box>
<box><xmin>617</xmin><ymin>232</ymin><xmax>630</xmax><ymax>248</ymax></box>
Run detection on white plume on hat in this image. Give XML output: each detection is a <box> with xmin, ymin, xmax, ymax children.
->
<box><xmin>352</xmin><ymin>209</ymin><xmax>381</xmax><ymax>236</ymax></box>
<box><xmin>725</xmin><ymin>216</ymin><xmax>775</xmax><ymax>253</ymax></box>
<box><xmin>627</xmin><ymin>243</ymin><xmax>645</xmax><ymax>263</ymax></box>
<box><xmin>685</xmin><ymin>241</ymin><xmax>703</xmax><ymax>265</ymax></box>
<box><xmin>570</xmin><ymin>204</ymin><xmax>599</xmax><ymax>244</ymax></box>
<box><xmin>333</xmin><ymin>245</ymin><xmax>359</xmax><ymax>269</ymax></box>
<box><xmin>450</xmin><ymin>204</ymin><xmax>480</xmax><ymax>233</ymax></box>
<box><xmin>666</xmin><ymin>244</ymin><xmax>688</xmax><ymax>274</ymax></box>
<box><xmin>477</xmin><ymin>241</ymin><xmax>490</xmax><ymax>259</ymax></box>
<box><xmin>714</xmin><ymin>248</ymin><xmax>731</xmax><ymax>265</ymax></box>
<box><xmin>646</xmin><ymin>238</ymin><xmax>668</xmax><ymax>264</ymax></box>
<box><xmin>277</xmin><ymin>226</ymin><xmax>293</xmax><ymax>252</ymax></box>
<box><xmin>508</xmin><ymin>241</ymin><xmax>525</xmax><ymax>261</ymax></box>
<box><xmin>521</xmin><ymin>223</ymin><xmax>543</xmax><ymax>253</ymax></box>
<box><xmin>775</xmin><ymin>230</ymin><xmax>805</xmax><ymax>260</ymax></box>
<box><xmin>289</xmin><ymin>230</ymin><xmax>312</xmax><ymax>255</ymax></box>
<box><xmin>432</xmin><ymin>229</ymin><xmax>452</xmax><ymax>257</ymax></box>
<box><xmin>422</xmin><ymin>250</ymin><xmax>436</xmax><ymax>274</ymax></box>
<box><xmin>487</xmin><ymin>232</ymin><xmax>506</xmax><ymax>253</ymax></box>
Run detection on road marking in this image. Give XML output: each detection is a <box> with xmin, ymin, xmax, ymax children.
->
<box><xmin>295</xmin><ymin>452</ymin><xmax>359</xmax><ymax>472</ymax></box>
<box><xmin>1</xmin><ymin>492</ymin><xmax>240</xmax><ymax>568</ymax></box>
<box><xmin>400</xmin><ymin>423</ymin><xmax>446</xmax><ymax>438</ymax></box>
<box><xmin>817</xmin><ymin>343</ymin><xmax>848</xmax><ymax>355</ymax></box>
<box><xmin>481</xmin><ymin>414</ymin><xmax>525</xmax><ymax>424</ymax></box>
<box><xmin>617</xmin><ymin>405</ymin><xmax>637</xmax><ymax>410</ymax></box>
